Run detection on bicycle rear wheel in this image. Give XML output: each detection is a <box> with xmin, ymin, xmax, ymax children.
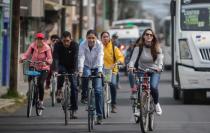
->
<box><xmin>27</xmin><ymin>81</ymin><xmax>34</xmax><ymax>117</ymax></box>
<box><xmin>64</xmin><ymin>85</ymin><xmax>70</xmax><ymax>125</ymax></box>
<box><xmin>51</xmin><ymin>76</ymin><xmax>57</xmax><ymax>106</ymax></box>
<box><xmin>138</xmin><ymin>88</ymin><xmax>149</xmax><ymax>133</ymax></box>
<box><xmin>88</xmin><ymin>89</ymin><xmax>94</xmax><ymax>132</ymax></box>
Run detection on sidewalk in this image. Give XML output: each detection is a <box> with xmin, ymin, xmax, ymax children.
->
<box><xmin>0</xmin><ymin>81</ymin><xmax>28</xmax><ymax>111</ymax></box>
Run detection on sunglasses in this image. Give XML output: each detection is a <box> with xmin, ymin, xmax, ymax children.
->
<box><xmin>52</xmin><ymin>39</ymin><xmax>59</xmax><ymax>42</ymax></box>
<box><xmin>145</xmin><ymin>33</ymin><xmax>153</xmax><ymax>37</ymax></box>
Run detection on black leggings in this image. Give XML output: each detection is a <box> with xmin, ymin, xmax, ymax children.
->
<box><xmin>28</xmin><ymin>70</ymin><xmax>49</xmax><ymax>101</ymax></box>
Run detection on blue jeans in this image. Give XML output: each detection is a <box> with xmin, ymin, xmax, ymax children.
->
<box><xmin>128</xmin><ymin>71</ymin><xmax>135</xmax><ymax>88</ymax></box>
<box><xmin>57</xmin><ymin>65</ymin><xmax>78</xmax><ymax>110</ymax></box>
<box><xmin>81</xmin><ymin>66</ymin><xmax>103</xmax><ymax>117</ymax></box>
<box><xmin>137</xmin><ymin>72</ymin><xmax>160</xmax><ymax>104</ymax></box>
<box><xmin>110</xmin><ymin>73</ymin><xmax>117</xmax><ymax>105</ymax></box>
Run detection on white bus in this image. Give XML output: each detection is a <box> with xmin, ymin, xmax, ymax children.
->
<box><xmin>171</xmin><ymin>0</ymin><xmax>210</xmax><ymax>103</ymax></box>
<box><xmin>112</xmin><ymin>18</ymin><xmax>155</xmax><ymax>36</ymax></box>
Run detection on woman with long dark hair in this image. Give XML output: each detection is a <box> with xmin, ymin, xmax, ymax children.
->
<box><xmin>128</xmin><ymin>28</ymin><xmax>164</xmax><ymax>116</ymax></box>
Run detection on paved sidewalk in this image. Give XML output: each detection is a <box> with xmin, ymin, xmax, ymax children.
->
<box><xmin>0</xmin><ymin>81</ymin><xmax>28</xmax><ymax>111</ymax></box>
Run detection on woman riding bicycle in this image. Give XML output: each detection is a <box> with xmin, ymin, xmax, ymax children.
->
<box><xmin>101</xmin><ymin>31</ymin><xmax>124</xmax><ymax>113</ymax></box>
<box><xmin>19</xmin><ymin>33</ymin><xmax>52</xmax><ymax>109</ymax></box>
<box><xmin>78</xmin><ymin>29</ymin><xmax>104</xmax><ymax>124</ymax></box>
<box><xmin>128</xmin><ymin>28</ymin><xmax>163</xmax><ymax>116</ymax></box>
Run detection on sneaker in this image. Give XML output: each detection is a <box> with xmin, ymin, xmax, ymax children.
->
<box><xmin>117</xmin><ymin>84</ymin><xmax>121</xmax><ymax>90</ymax></box>
<box><xmin>111</xmin><ymin>104</ymin><xmax>117</xmax><ymax>113</ymax></box>
<box><xmin>96</xmin><ymin>116</ymin><xmax>102</xmax><ymax>125</ymax></box>
<box><xmin>134</xmin><ymin>110</ymin><xmax>140</xmax><ymax>117</ymax></box>
<box><xmin>37</xmin><ymin>101</ymin><xmax>45</xmax><ymax>110</ymax></box>
<box><xmin>81</xmin><ymin>98</ymin><xmax>88</xmax><ymax>104</ymax></box>
<box><xmin>70</xmin><ymin>110</ymin><xmax>78</xmax><ymax>119</ymax></box>
<box><xmin>155</xmin><ymin>103</ymin><xmax>162</xmax><ymax>116</ymax></box>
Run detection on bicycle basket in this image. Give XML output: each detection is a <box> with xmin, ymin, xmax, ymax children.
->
<box><xmin>103</xmin><ymin>69</ymin><xmax>112</xmax><ymax>82</ymax></box>
<box><xmin>24</xmin><ymin>70</ymin><xmax>41</xmax><ymax>76</ymax></box>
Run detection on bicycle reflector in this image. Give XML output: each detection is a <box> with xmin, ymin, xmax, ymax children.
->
<box><xmin>25</xmin><ymin>70</ymin><xmax>41</xmax><ymax>76</ymax></box>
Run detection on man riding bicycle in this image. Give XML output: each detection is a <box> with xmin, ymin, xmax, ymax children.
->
<box><xmin>19</xmin><ymin>33</ymin><xmax>52</xmax><ymax>110</ymax></box>
<box><xmin>53</xmin><ymin>31</ymin><xmax>79</xmax><ymax>118</ymax></box>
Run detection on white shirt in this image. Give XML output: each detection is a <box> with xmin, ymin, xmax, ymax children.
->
<box><xmin>78</xmin><ymin>40</ymin><xmax>104</xmax><ymax>72</ymax></box>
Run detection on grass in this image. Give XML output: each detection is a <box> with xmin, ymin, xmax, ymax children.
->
<box><xmin>1</xmin><ymin>89</ymin><xmax>21</xmax><ymax>99</ymax></box>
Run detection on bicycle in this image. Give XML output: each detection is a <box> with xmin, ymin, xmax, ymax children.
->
<box><xmin>102</xmin><ymin>68</ymin><xmax>112</xmax><ymax>119</ymax></box>
<box><xmin>56</xmin><ymin>73</ymin><xmax>75</xmax><ymax>125</ymax></box>
<box><xmin>80</xmin><ymin>74</ymin><xmax>101</xmax><ymax>132</ymax></box>
<box><xmin>131</xmin><ymin>68</ymin><xmax>157</xmax><ymax>133</ymax></box>
<box><xmin>50</xmin><ymin>72</ymin><xmax>57</xmax><ymax>106</ymax></box>
<box><xmin>23</xmin><ymin>60</ymin><xmax>45</xmax><ymax>117</ymax></box>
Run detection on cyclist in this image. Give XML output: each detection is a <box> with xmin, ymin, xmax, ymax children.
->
<box><xmin>45</xmin><ymin>34</ymin><xmax>60</xmax><ymax>90</ymax></box>
<box><xmin>111</xmin><ymin>33</ymin><xmax>121</xmax><ymax>90</ymax></box>
<box><xmin>19</xmin><ymin>32</ymin><xmax>52</xmax><ymax>109</ymax></box>
<box><xmin>78</xmin><ymin>29</ymin><xmax>104</xmax><ymax>124</ymax></box>
<box><xmin>128</xmin><ymin>28</ymin><xmax>163</xmax><ymax>116</ymax></box>
<box><xmin>53</xmin><ymin>31</ymin><xmax>79</xmax><ymax>118</ymax></box>
<box><xmin>101</xmin><ymin>31</ymin><xmax>124</xmax><ymax>113</ymax></box>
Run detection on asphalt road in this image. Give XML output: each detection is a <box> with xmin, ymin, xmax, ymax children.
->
<box><xmin>0</xmin><ymin>71</ymin><xmax>210</xmax><ymax>133</ymax></box>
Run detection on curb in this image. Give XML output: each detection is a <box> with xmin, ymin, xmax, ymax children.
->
<box><xmin>0</xmin><ymin>96</ymin><xmax>27</xmax><ymax>113</ymax></box>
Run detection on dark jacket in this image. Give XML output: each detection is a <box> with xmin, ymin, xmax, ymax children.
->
<box><xmin>53</xmin><ymin>41</ymin><xmax>79</xmax><ymax>73</ymax></box>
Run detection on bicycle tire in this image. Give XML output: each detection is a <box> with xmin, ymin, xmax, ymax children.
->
<box><xmin>148</xmin><ymin>96</ymin><xmax>155</xmax><ymax>131</ymax></box>
<box><xmin>35</xmin><ymin>86</ymin><xmax>42</xmax><ymax>116</ymax></box>
<box><xmin>106</xmin><ymin>83</ymin><xmax>111</xmax><ymax>118</ymax></box>
<box><xmin>103</xmin><ymin>84</ymin><xmax>108</xmax><ymax>119</ymax></box>
<box><xmin>138</xmin><ymin>88</ymin><xmax>149</xmax><ymax>133</ymax></box>
<box><xmin>88</xmin><ymin>88</ymin><xmax>94</xmax><ymax>132</ymax></box>
<box><xmin>27</xmin><ymin>81</ymin><xmax>34</xmax><ymax>117</ymax></box>
<box><xmin>64</xmin><ymin>84</ymin><xmax>70</xmax><ymax>125</ymax></box>
<box><xmin>51</xmin><ymin>76</ymin><xmax>57</xmax><ymax>106</ymax></box>
<box><xmin>132</xmin><ymin>99</ymin><xmax>139</xmax><ymax>123</ymax></box>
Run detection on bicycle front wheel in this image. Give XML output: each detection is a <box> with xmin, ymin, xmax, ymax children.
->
<box><xmin>35</xmin><ymin>86</ymin><xmax>42</xmax><ymax>116</ymax></box>
<box><xmin>148</xmin><ymin>96</ymin><xmax>155</xmax><ymax>131</ymax></box>
<box><xmin>27</xmin><ymin>81</ymin><xmax>35</xmax><ymax>117</ymax></box>
<box><xmin>88</xmin><ymin>88</ymin><xmax>94</xmax><ymax>132</ymax></box>
<box><xmin>64</xmin><ymin>85</ymin><xmax>70</xmax><ymax>125</ymax></box>
<box><xmin>138</xmin><ymin>88</ymin><xmax>149</xmax><ymax>133</ymax></box>
<box><xmin>51</xmin><ymin>76</ymin><xmax>57</xmax><ymax>106</ymax></box>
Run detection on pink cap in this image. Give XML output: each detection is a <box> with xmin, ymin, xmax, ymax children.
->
<box><xmin>36</xmin><ymin>33</ymin><xmax>45</xmax><ymax>39</ymax></box>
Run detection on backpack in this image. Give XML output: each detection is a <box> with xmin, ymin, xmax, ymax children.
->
<box><xmin>133</xmin><ymin>46</ymin><xmax>143</xmax><ymax>69</ymax></box>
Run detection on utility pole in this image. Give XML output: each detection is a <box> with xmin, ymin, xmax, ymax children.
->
<box><xmin>79</xmin><ymin>0</ymin><xmax>83</xmax><ymax>39</ymax></box>
<box><xmin>9</xmin><ymin>0</ymin><xmax>20</xmax><ymax>96</ymax></box>
<box><xmin>61</xmin><ymin>0</ymin><xmax>66</xmax><ymax>34</ymax></box>
<box><xmin>94</xmin><ymin>0</ymin><xmax>97</xmax><ymax>31</ymax></box>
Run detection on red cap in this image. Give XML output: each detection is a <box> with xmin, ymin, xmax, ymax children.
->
<box><xmin>36</xmin><ymin>33</ymin><xmax>45</xmax><ymax>39</ymax></box>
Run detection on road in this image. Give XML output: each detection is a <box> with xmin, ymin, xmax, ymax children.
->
<box><xmin>0</xmin><ymin>71</ymin><xmax>210</xmax><ymax>133</ymax></box>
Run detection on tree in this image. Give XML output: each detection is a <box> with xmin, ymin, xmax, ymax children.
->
<box><xmin>8</xmin><ymin>0</ymin><xmax>20</xmax><ymax>97</ymax></box>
